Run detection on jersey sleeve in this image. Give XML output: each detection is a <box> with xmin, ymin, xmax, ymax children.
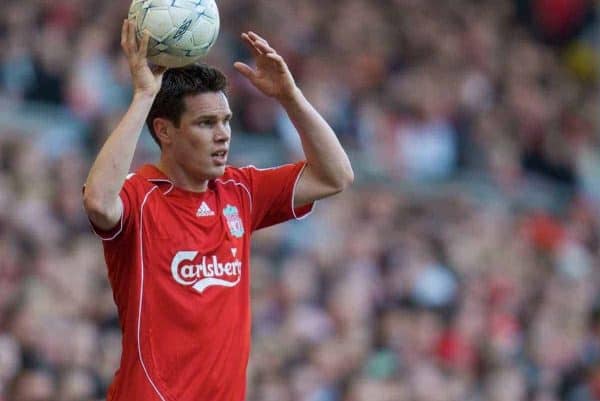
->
<box><xmin>237</xmin><ymin>162</ymin><xmax>315</xmax><ymax>231</ymax></box>
<box><xmin>86</xmin><ymin>174</ymin><xmax>146</xmax><ymax>241</ymax></box>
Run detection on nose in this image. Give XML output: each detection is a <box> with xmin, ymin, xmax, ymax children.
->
<box><xmin>214</xmin><ymin>122</ymin><xmax>230</xmax><ymax>143</ymax></box>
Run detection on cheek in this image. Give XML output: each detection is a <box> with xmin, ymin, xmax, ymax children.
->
<box><xmin>177</xmin><ymin>129</ymin><xmax>213</xmax><ymax>161</ymax></box>
<box><xmin>190</xmin><ymin>132</ymin><xmax>210</xmax><ymax>148</ymax></box>
<box><xmin>179</xmin><ymin>127</ymin><xmax>210</xmax><ymax>148</ymax></box>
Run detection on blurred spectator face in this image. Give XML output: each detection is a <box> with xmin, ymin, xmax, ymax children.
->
<box><xmin>281</xmin><ymin>256</ymin><xmax>319</xmax><ymax>303</ymax></box>
<box><xmin>347</xmin><ymin>378</ymin><xmax>407</xmax><ymax>401</ymax></box>
<box><xmin>256</xmin><ymin>375</ymin><xmax>291</xmax><ymax>401</ymax></box>
<box><xmin>289</xmin><ymin>364</ymin><xmax>322</xmax><ymax>401</ymax></box>
<box><xmin>57</xmin><ymin>368</ymin><xmax>96</xmax><ymax>401</ymax></box>
<box><xmin>412</xmin><ymin>311</ymin><xmax>443</xmax><ymax>357</ymax></box>
<box><xmin>0</xmin><ymin>335</ymin><xmax>21</xmax><ymax>388</ymax></box>
<box><xmin>485</xmin><ymin>368</ymin><xmax>526</xmax><ymax>401</ymax></box>
<box><xmin>10</xmin><ymin>370</ymin><xmax>55</xmax><ymax>401</ymax></box>
<box><xmin>409</xmin><ymin>362</ymin><xmax>448</xmax><ymax>401</ymax></box>
<box><xmin>69</xmin><ymin>322</ymin><xmax>100</xmax><ymax>369</ymax></box>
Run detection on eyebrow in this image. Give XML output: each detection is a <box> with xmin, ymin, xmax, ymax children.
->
<box><xmin>193</xmin><ymin>112</ymin><xmax>233</xmax><ymax>120</ymax></box>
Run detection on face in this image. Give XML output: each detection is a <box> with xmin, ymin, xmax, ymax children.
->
<box><xmin>164</xmin><ymin>91</ymin><xmax>232</xmax><ymax>181</ymax></box>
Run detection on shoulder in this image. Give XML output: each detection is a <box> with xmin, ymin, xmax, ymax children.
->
<box><xmin>224</xmin><ymin>164</ymin><xmax>301</xmax><ymax>179</ymax></box>
<box><xmin>221</xmin><ymin>165</ymin><xmax>248</xmax><ymax>179</ymax></box>
<box><xmin>215</xmin><ymin>164</ymin><xmax>285</xmax><ymax>190</ymax></box>
<box><xmin>121</xmin><ymin>172</ymin><xmax>164</xmax><ymax>210</ymax></box>
<box><xmin>215</xmin><ymin>165</ymin><xmax>255</xmax><ymax>187</ymax></box>
<box><xmin>124</xmin><ymin>172</ymin><xmax>154</xmax><ymax>188</ymax></box>
<box><xmin>215</xmin><ymin>163</ymin><xmax>306</xmax><ymax>191</ymax></box>
<box><xmin>121</xmin><ymin>172</ymin><xmax>160</xmax><ymax>196</ymax></box>
<box><xmin>213</xmin><ymin>166</ymin><xmax>253</xmax><ymax>203</ymax></box>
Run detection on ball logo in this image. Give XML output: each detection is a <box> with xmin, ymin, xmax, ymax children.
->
<box><xmin>171</xmin><ymin>250</ymin><xmax>242</xmax><ymax>293</ymax></box>
<box><xmin>172</xmin><ymin>18</ymin><xmax>193</xmax><ymax>41</ymax></box>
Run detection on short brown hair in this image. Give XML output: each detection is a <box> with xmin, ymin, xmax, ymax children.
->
<box><xmin>146</xmin><ymin>64</ymin><xmax>228</xmax><ymax>148</ymax></box>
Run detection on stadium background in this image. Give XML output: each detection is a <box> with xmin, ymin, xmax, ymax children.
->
<box><xmin>1</xmin><ymin>0</ymin><xmax>599</xmax><ymax>400</ymax></box>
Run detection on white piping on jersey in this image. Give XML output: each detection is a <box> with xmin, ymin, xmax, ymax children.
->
<box><xmin>242</xmin><ymin>165</ymin><xmax>278</xmax><ymax>171</ymax></box>
<box><xmin>89</xmin><ymin>173</ymin><xmax>135</xmax><ymax>241</ymax></box>
<box><xmin>92</xmin><ymin>212</ymin><xmax>124</xmax><ymax>241</ymax></box>
<box><xmin>241</xmin><ymin>163</ymin><xmax>295</xmax><ymax>172</ymax></box>
<box><xmin>214</xmin><ymin>179</ymin><xmax>253</xmax><ymax>212</ymax></box>
<box><xmin>137</xmin><ymin>186</ymin><xmax>168</xmax><ymax>401</ymax></box>
<box><xmin>291</xmin><ymin>162</ymin><xmax>315</xmax><ymax>220</ymax></box>
<box><xmin>87</xmin><ymin>186</ymin><xmax>125</xmax><ymax>241</ymax></box>
<box><xmin>148</xmin><ymin>178</ymin><xmax>174</xmax><ymax>195</ymax></box>
<box><xmin>164</xmin><ymin>185</ymin><xmax>174</xmax><ymax>195</ymax></box>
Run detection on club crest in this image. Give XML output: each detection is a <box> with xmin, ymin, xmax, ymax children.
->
<box><xmin>223</xmin><ymin>205</ymin><xmax>244</xmax><ymax>238</ymax></box>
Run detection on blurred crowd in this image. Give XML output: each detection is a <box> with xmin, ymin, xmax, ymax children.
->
<box><xmin>1</xmin><ymin>0</ymin><xmax>600</xmax><ymax>400</ymax></box>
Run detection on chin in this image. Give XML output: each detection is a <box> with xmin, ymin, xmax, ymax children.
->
<box><xmin>195</xmin><ymin>163</ymin><xmax>227</xmax><ymax>180</ymax></box>
<box><xmin>209</xmin><ymin>165</ymin><xmax>227</xmax><ymax>178</ymax></box>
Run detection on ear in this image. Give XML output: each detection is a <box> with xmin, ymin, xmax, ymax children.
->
<box><xmin>153</xmin><ymin>118</ymin><xmax>174</xmax><ymax>147</ymax></box>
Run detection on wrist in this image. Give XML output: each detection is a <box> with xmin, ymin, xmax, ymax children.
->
<box><xmin>133</xmin><ymin>90</ymin><xmax>158</xmax><ymax>102</ymax></box>
<box><xmin>276</xmin><ymin>87</ymin><xmax>303</xmax><ymax>107</ymax></box>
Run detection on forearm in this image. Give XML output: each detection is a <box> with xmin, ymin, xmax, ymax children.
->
<box><xmin>279</xmin><ymin>89</ymin><xmax>353</xmax><ymax>188</ymax></box>
<box><xmin>84</xmin><ymin>93</ymin><xmax>155</xmax><ymax>210</ymax></box>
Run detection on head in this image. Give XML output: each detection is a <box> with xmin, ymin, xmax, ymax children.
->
<box><xmin>147</xmin><ymin>64</ymin><xmax>232</xmax><ymax>181</ymax></box>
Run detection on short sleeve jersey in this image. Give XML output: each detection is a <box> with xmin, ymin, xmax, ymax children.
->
<box><xmin>92</xmin><ymin>162</ymin><xmax>313</xmax><ymax>401</ymax></box>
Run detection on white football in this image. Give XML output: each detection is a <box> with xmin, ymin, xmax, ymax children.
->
<box><xmin>128</xmin><ymin>0</ymin><xmax>220</xmax><ymax>68</ymax></box>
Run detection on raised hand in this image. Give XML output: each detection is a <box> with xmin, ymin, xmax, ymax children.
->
<box><xmin>121</xmin><ymin>19</ymin><xmax>167</xmax><ymax>97</ymax></box>
<box><xmin>234</xmin><ymin>32</ymin><xmax>299</xmax><ymax>102</ymax></box>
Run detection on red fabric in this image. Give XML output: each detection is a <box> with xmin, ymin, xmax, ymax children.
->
<box><xmin>521</xmin><ymin>213</ymin><xmax>565</xmax><ymax>252</ymax></box>
<box><xmin>435</xmin><ymin>331</ymin><xmax>476</xmax><ymax>371</ymax></box>
<box><xmin>91</xmin><ymin>162</ymin><xmax>313</xmax><ymax>401</ymax></box>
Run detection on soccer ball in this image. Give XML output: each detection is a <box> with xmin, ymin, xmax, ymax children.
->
<box><xmin>128</xmin><ymin>0</ymin><xmax>220</xmax><ymax>68</ymax></box>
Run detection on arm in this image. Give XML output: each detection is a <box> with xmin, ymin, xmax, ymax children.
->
<box><xmin>83</xmin><ymin>20</ymin><xmax>166</xmax><ymax>230</ymax></box>
<box><xmin>234</xmin><ymin>32</ymin><xmax>354</xmax><ymax>208</ymax></box>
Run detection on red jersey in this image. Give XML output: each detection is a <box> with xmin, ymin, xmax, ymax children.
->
<box><xmin>91</xmin><ymin>162</ymin><xmax>313</xmax><ymax>401</ymax></box>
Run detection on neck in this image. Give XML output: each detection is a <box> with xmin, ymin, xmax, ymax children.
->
<box><xmin>157</xmin><ymin>155</ymin><xmax>209</xmax><ymax>193</ymax></box>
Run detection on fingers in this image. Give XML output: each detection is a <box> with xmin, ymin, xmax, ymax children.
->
<box><xmin>122</xmin><ymin>19</ymin><xmax>154</xmax><ymax>67</ymax></box>
<box><xmin>127</xmin><ymin>20</ymin><xmax>137</xmax><ymax>53</ymax></box>
<box><xmin>241</xmin><ymin>32</ymin><xmax>262</xmax><ymax>57</ymax></box>
<box><xmin>138</xmin><ymin>30</ymin><xmax>150</xmax><ymax>58</ymax></box>
<box><xmin>252</xmin><ymin>40</ymin><xmax>275</xmax><ymax>55</ymax></box>
<box><xmin>233</xmin><ymin>61</ymin><xmax>256</xmax><ymax>80</ymax></box>
<box><xmin>121</xmin><ymin>20</ymin><xmax>130</xmax><ymax>54</ymax></box>
<box><xmin>239</xmin><ymin>31</ymin><xmax>289</xmax><ymax>75</ymax></box>
<box><xmin>244</xmin><ymin>31</ymin><xmax>276</xmax><ymax>55</ymax></box>
<box><xmin>248</xmin><ymin>31</ymin><xmax>274</xmax><ymax>52</ymax></box>
<box><xmin>247</xmin><ymin>31</ymin><xmax>266</xmax><ymax>43</ymax></box>
<box><xmin>265</xmin><ymin>53</ymin><xmax>287</xmax><ymax>73</ymax></box>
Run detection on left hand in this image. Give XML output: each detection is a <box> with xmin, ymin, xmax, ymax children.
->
<box><xmin>234</xmin><ymin>32</ymin><xmax>299</xmax><ymax>102</ymax></box>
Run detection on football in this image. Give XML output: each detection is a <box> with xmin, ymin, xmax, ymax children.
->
<box><xmin>128</xmin><ymin>0</ymin><xmax>220</xmax><ymax>68</ymax></box>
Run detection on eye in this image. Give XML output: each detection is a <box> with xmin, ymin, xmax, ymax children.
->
<box><xmin>197</xmin><ymin>120</ymin><xmax>214</xmax><ymax>127</ymax></box>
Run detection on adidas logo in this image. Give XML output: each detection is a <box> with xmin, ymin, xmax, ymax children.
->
<box><xmin>196</xmin><ymin>201</ymin><xmax>215</xmax><ymax>217</ymax></box>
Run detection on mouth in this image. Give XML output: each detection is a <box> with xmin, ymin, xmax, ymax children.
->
<box><xmin>211</xmin><ymin>150</ymin><xmax>228</xmax><ymax>166</ymax></box>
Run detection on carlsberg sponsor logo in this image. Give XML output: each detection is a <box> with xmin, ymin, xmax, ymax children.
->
<box><xmin>171</xmin><ymin>251</ymin><xmax>242</xmax><ymax>293</ymax></box>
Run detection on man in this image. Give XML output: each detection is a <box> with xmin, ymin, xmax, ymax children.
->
<box><xmin>83</xmin><ymin>20</ymin><xmax>353</xmax><ymax>401</ymax></box>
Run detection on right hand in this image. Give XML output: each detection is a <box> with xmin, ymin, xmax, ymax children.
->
<box><xmin>121</xmin><ymin>19</ymin><xmax>166</xmax><ymax>97</ymax></box>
